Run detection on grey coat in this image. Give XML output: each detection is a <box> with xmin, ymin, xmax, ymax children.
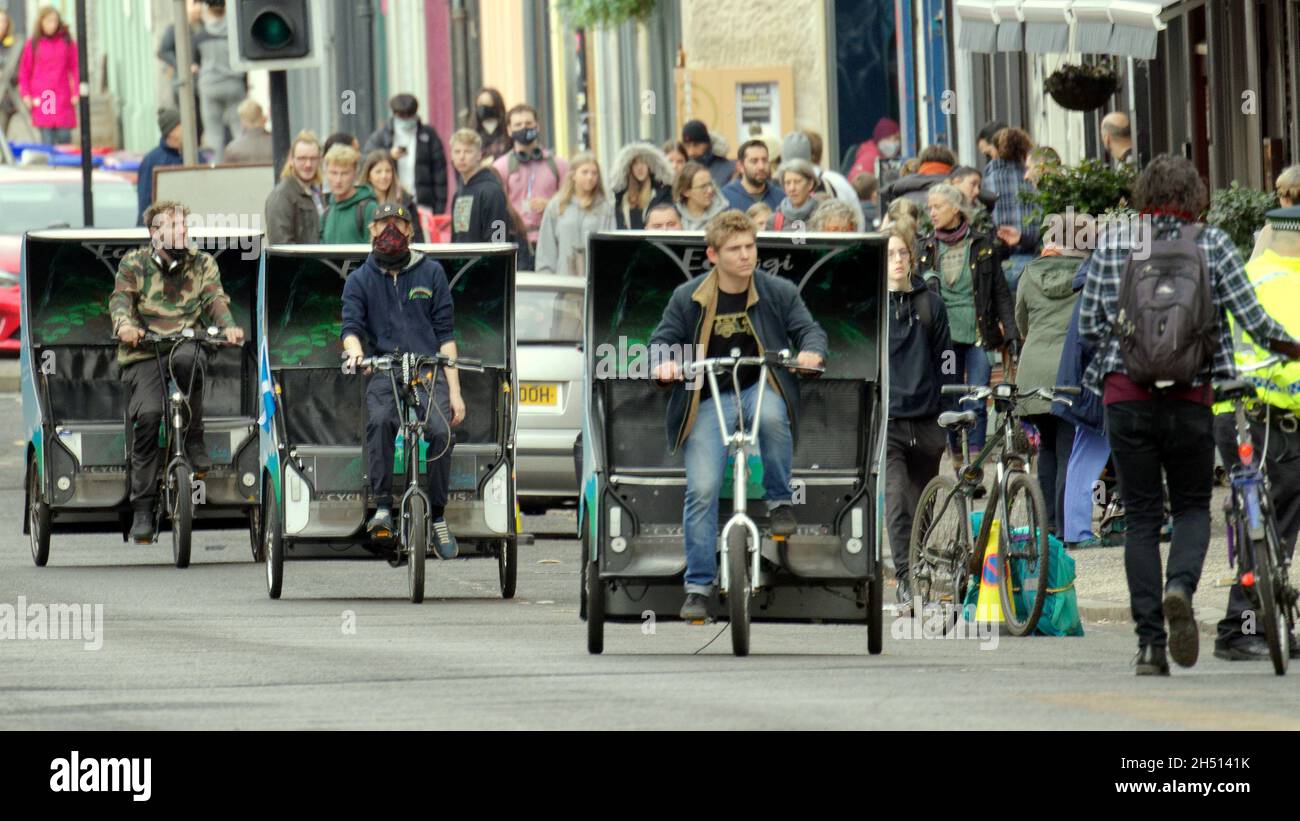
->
<box><xmin>534</xmin><ymin>196</ymin><xmax>615</xmax><ymax>275</ymax></box>
<box><xmin>1015</xmin><ymin>254</ymin><xmax>1083</xmax><ymax>416</ymax></box>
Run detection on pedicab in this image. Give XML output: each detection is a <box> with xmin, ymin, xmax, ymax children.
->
<box><xmin>22</xmin><ymin>228</ymin><xmax>263</xmax><ymax>567</ymax></box>
<box><xmin>579</xmin><ymin>230</ymin><xmax>889</xmax><ymax>655</ymax></box>
<box><xmin>256</xmin><ymin>243</ymin><xmax>519</xmax><ymax>602</ymax></box>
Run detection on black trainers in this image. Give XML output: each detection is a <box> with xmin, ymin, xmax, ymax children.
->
<box><xmin>130</xmin><ymin>509</ymin><xmax>155</xmax><ymax>543</ymax></box>
<box><xmin>1135</xmin><ymin>644</ymin><xmax>1170</xmax><ymax>676</ymax></box>
<box><xmin>769</xmin><ymin>504</ymin><xmax>797</xmax><ymax>537</ymax></box>
<box><xmin>1213</xmin><ymin>636</ymin><xmax>1270</xmax><ymax>661</ymax></box>
<box><xmin>186</xmin><ymin>439</ymin><xmax>213</xmax><ymax>474</ymax></box>
<box><xmin>1163</xmin><ymin>586</ymin><xmax>1199</xmax><ymax>668</ymax></box>
<box><xmin>679</xmin><ymin>592</ymin><xmax>710</xmax><ymax>622</ymax></box>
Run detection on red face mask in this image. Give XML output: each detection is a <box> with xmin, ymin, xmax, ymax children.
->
<box><xmin>372</xmin><ymin>222</ymin><xmax>410</xmax><ymax>257</ymax></box>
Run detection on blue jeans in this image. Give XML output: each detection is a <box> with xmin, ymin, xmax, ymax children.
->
<box><xmin>1063</xmin><ymin>424</ymin><xmax>1111</xmax><ymax>542</ymax></box>
<box><xmin>946</xmin><ymin>343</ymin><xmax>992</xmax><ymax>454</ymax></box>
<box><xmin>682</xmin><ymin>380</ymin><xmax>793</xmax><ymax>594</ymax></box>
<box><xmin>1003</xmin><ymin>252</ymin><xmax>1034</xmax><ymax>298</ymax></box>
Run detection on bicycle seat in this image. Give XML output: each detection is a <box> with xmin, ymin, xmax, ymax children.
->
<box><xmin>1214</xmin><ymin>380</ymin><xmax>1257</xmax><ymax>403</ymax></box>
<box><xmin>937</xmin><ymin>410</ymin><xmax>979</xmax><ymax>430</ymax></box>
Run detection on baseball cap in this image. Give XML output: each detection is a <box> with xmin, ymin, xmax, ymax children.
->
<box><xmin>370</xmin><ymin>202</ymin><xmax>413</xmax><ymax>224</ymax></box>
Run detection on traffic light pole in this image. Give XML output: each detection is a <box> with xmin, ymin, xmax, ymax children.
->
<box><xmin>173</xmin><ymin>0</ymin><xmax>199</xmax><ymax>165</ymax></box>
<box><xmin>270</xmin><ymin>70</ymin><xmax>289</xmax><ymax>178</ymax></box>
<box><xmin>75</xmin><ymin>0</ymin><xmax>92</xmax><ymax>226</ymax></box>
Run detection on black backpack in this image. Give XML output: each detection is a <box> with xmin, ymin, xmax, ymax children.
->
<box><xmin>1116</xmin><ymin>223</ymin><xmax>1216</xmax><ymax>387</ymax></box>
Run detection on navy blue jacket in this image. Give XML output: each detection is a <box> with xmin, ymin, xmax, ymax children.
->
<box><xmin>1051</xmin><ymin>259</ymin><xmax>1103</xmax><ymax>434</ymax></box>
<box><xmin>136</xmin><ymin>138</ymin><xmax>183</xmax><ymax>224</ymax></box>
<box><xmin>340</xmin><ymin>251</ymin><xmax>454</xmax><ymax>356</ymax></box>
<box><xmin>649</xmin><ymin>271</ymin><xmax>828</xmax><ymax>454</ymax></box>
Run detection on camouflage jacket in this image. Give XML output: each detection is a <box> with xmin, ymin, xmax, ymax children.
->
<box><xmin>109</xmin><ymin>248</ymin><xmax>236</xmax><ymax>366</ymax></box>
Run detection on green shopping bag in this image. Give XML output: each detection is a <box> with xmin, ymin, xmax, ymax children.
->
<box><xmin>967</xmin><ymin>511</ymin><xmax>1084</xmax><ymax>636</ymax></box>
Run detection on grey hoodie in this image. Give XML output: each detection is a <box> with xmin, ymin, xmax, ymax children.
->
<box><xmin>534</xmin><ymin>196</ymin><xmax>615</xmax><ymax>275</ymax></box>
<box><xmin>194</xmin><ymin>15</ymin><xmax>245</xmax><ymax>96</ymax></box>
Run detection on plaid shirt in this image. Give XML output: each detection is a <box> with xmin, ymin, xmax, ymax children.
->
<box><xmin>984</xmin><ymin>158</ymin><xmax>1038</xmax><ymax>250</ymax></box>
<box><xmin>1078</xmin><ymin>216</ymin><xmax>1294</xmax><ymax>395</ymax></box>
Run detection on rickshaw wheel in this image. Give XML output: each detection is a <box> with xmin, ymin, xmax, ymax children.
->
<box><xmin>264</xmin><ymin>488</ymin><xmax>284</xmax><ymax>599</ymax></box>
<box><xmin>170</xmin><ymin>464</ymin><xmax>193</xmax><ymax>569</ymax></box>
<box><xmin>28</xmin><ymin>462</ymin><xmax>50</xmax><ymax>567</ymax></box>
<box><xmin>497</xmin><ymin>538</ymin><xmax>518</xmax><ymax>599</ymax></box>
<box><xmin>867</xmin><ymin>573</ymin><xmax>883</xmax><ymax>654</ymax></box>
<box><xmin>586</xmin><ymin>558</ymin><xmax>604</xmax><ymax>655</ymax></box>
<box><xmin>404</xmin><ymin>495</ymin><xmax>426</xmax><ymax>604</ymax></box>
<box><xmin>726</xmin><ymin>527</ymin><xmax>751</xmax><ymax>657</ymax></box>
<box><xmin>248</xmin><ymin>506</ymin><xmax>265</xmax><ymax>562</ymax></box>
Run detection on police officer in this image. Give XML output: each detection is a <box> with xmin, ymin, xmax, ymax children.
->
<box><xmin>1213</xmin><ymin>204</ymin><xmax>1300</xmax><ymax>661</ymax></box>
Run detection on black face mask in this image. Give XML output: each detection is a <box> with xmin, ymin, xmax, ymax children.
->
<box><xmin>476</xmin><ymin>105</ymin><xmax>497</xmax><ymax>122</ymax></box>
<box><xmin>511</xmin><ymin>127</ymin><xmax>539</xmax><ymax>145</ymax></box>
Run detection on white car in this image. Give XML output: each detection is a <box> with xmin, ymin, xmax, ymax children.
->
<box><xmin>514</xmin><ymin>272</ymin><xmax>585</xmax><ymax>511</ymax></box>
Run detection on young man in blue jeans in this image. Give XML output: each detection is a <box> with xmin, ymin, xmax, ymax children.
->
<box><xmin>650</xmin><ymin>210</ymin><xmax>827</xmax><ymax>622</ymax></box>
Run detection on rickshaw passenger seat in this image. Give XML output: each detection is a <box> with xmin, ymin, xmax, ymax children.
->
<box><xmin>41</xmin><ymin>345</ymin><xmax>127</xmax><ymax>424</ymax></box>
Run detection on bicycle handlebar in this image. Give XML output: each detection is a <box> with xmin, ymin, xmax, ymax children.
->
<box><xmin>942</xmin><ymin>383</ymin><xmax>1081</xmax><ymax>406</ymax></box>
<box><xmin>681</xmin><ymin>349</ymin><xmax>824</xmax><ymax>379</ymax></box>
<box><xmin>358</xmin><ymin>352</ymin><xmax>485</xmax><ymax>373</ymax></box>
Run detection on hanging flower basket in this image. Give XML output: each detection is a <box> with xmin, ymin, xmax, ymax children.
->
<box><xmin>1044</xmin><ymin>63</ymin><xmax>1120</xmax><ymax>111</ymax></box>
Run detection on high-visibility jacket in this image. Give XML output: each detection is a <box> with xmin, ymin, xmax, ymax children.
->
<box><xmin>1213</xmin><ymin>248</ymin><xmax>1300</xmax><ymax>416</ymax></box>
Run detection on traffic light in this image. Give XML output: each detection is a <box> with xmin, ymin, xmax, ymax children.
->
<box><xmin>226</xmin><ymin>0</ymin><xmax>322</xmax><ymax>71</ymax></box>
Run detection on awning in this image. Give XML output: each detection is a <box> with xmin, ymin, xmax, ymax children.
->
<box><xmin>993</xmin><ymin>0</ymin><xmax>1024</xmax><ymax>51</ymax></box>
<box><xmin>957</xmin><ymin>0</ymin><xmax>1187</xmax><ymax>58</ymax></box>
<box><xmin>1021</xmin><ymin>0</ymin><xmax>1072</xmax><ymax>53</ymax></box>
<box><xmin>956</xmin><ymin>0</ymin><xmax>1000</xmax><ymax>54</ymax></box>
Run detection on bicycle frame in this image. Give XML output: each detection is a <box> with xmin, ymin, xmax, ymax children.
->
<box><xmin>702</xmin><ymin>360</ymin><xmax>769</xmax><ymax>595</ymax></box>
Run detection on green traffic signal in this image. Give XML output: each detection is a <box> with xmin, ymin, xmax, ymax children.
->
<box><xmin>250</xmin><ymin>11</ymin><xmax>293</xmax><ymax>50</ymax></box>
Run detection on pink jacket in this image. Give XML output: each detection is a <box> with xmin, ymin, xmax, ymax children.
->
<box><xmin>492</xmin><ymin>151</ymin><xmax>568</xmax><ymax>242</ymax></box>
<box><xmin>18</xmin><ymin>34</ymin><xmax>80</xmax><ymax>130</ymax></box>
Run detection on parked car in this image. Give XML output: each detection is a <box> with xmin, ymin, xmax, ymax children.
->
<box><xmin>514</xmin><ymin>272</ymin><xmax>585</xmax><ymax>511</ymax></box>
<box><xmin>0</xmin><ymin>166</ymin><xmax>138</xmax><ymax>352</ymax></box>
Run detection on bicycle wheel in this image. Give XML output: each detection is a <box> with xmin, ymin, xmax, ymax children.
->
<box><xmin>908</xmin><ymin>476</ymin><xmax>966</xmax><ymax>616</ymax></box>
<box><xmin>28</xmin><ymin>461</ymin><xmax>50</xmax><ymax>567</ymax></box>
<box><xmin>264</xmin><ymin>488</ymin><xmax>284</xmax><ymax>599</ymax></box>
<box><xmin>586</xmin><ymin>558</ymin><xmax>604</xmax><ymax>655</ymax></box>
<box><xmin>998</xmin><ymin>471</ymin><xmax>1049</xmax><ymax>636</ymax></box>
<box><xmin>1244</xmin><ymin>494</ymin><xmax>1288</xmax><ymax>674</ymax></box>
<box><xmin>170</xmin><ymin>463</ymin><xmax>193</xmax><ymax>569</ymax></box>
<box><xmin>497</xmin><ymin>537</ymin><xmax>518</xmax><ymax>599</ymax></box>
<box><xmin>726</xmin><ymin>526</ymin><xmax>751</xmax><ymax>657</ymax></box>
<box><xmin>404</xmin><ymin>494</ymin><xmax>427</xmax><ymax>604</ymax></box>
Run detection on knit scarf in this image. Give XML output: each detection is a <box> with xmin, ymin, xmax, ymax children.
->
<box><xmin>778</xmin><ymin>196</ymin><xmax>818</xmax><ymax>229</ymax></box>
<box><xmin>934</xmin><ymin>216</ymin><xmax>970</xmax><ymax>245</ymax></box>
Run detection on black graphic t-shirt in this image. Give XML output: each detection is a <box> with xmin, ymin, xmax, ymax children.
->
<box><xmin>700</xmin><ymin>288</ymin><xmax>760</xmax><ymax>399</ymax></box>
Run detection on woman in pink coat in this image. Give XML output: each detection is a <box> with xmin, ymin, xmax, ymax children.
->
<box><xmin>18</xmin><ymin>6</ymin><xmax>79</xmax><ymax>145</ymax></box>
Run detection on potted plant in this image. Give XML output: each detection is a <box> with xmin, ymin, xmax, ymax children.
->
<box><xmin>1207</xmin><ymin>181</ymin><xmax>1278</xmax><ymax>258</ymax></box>
<box><xmin>1044</xmin><ymin>62</ymin><xmax>1120</xmax><ymax>111</ymax></box>
<box><xmin>1021</xmin><ymin>157</ymin><xmax>1137</xmax><ymax>229</ymax></box>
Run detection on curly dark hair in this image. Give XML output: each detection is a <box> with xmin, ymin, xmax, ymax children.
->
<box><xmin>1133</xmin><ymin>153</ymin><xmax>1208</xmax><ymax>215</ymax></box>
<box><xmin>994</xmin><ymin>127</ymin><xmax>1033</xmax><ymax>165</ymax></box>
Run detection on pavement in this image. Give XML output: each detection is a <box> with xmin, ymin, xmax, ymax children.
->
<box><xmin>4</xmin><ymin>389</ymin><xmax>1294</xmax><ymax>730</ymax></box>
<box><xmin>0</xmin><ymin>357</ymin><xmax>17</xmax><ymax>393</ymax></box>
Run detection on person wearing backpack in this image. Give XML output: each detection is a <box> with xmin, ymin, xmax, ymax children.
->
<box><xmin>1078</xmin><ymin>154</ymin><xmax>1300</xmax><ymax>676</ymax></box>
<box><xmin>883</xmin><ymin>216</ymin><xmax>953</xmax><ymax>606</ymax></box>
<box><xmin>492</xmin><ymin>104</ymin><xmax>567</xmax><ymax>257</ymax></box>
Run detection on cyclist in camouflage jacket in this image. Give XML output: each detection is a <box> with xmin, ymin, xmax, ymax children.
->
<box><xmin>110</xmin><ymin>201</ymin><xmax>245</xmax><ymax>542</ymax></box>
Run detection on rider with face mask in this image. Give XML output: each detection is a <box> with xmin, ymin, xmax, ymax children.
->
<box><xmin>341</xmin><ymin>202</ymin><xmax>467</xmax><ymax>559</ymax></box>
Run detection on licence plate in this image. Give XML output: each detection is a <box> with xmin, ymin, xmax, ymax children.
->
<box><xmin>519</xmin><ymin>383</ymin><xmax>559</xmax><ymax>407</ymax></box>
